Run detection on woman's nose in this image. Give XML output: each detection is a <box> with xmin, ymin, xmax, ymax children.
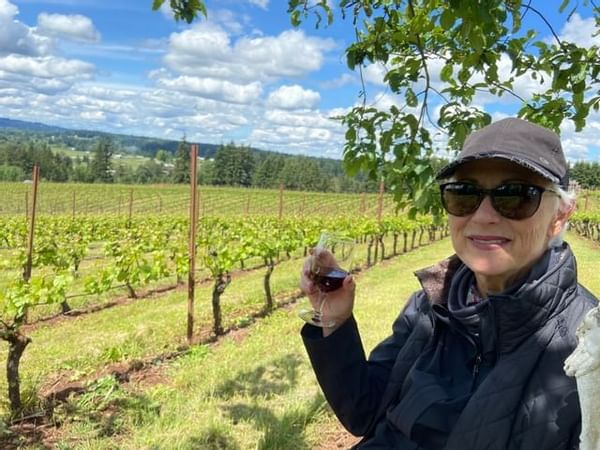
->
<box><xmin>471</xmin><ymin>195</ymin><xmax>502</xmax><ymax>222</ymax></box>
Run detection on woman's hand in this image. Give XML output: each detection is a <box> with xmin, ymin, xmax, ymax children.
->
<box><xmin>299</xmin><ymin>247</ymin><xmax>355</xmax><ymax>336</ymax></box>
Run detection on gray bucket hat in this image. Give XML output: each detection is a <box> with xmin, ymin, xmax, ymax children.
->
<box><xmin>436</xmin><ymin>118</ymin><xmax>569</xmax><ymax>187</ymax></box>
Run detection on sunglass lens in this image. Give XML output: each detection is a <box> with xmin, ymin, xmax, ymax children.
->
<box><xmin>492</xmin><ymin>184</ymin><xmax>542</xmax><ymax>219</ymax></box>
<box><xmin>441</xmin><ymin>183</ymin><xmax>481</xmax><ymax>216</ymax></box>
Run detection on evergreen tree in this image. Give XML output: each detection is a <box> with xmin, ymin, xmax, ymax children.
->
<box><xmin>89</xmin><ymin>138</ymin><xmax>114</xmax><ymax>183</ymax></box>
<box><xmin>279</xmin><ymin>156</ymin><xmax>331</xmax><ymax>192</ymax></box>
<box><xmin>172</xmin><ymin>138</ymin><xmax>190</xmax><ymax>183</ymax></box>
<box><xmin>213</xmin><ymin>143</ymin><xmax>255</xmax><ymax>187</ymax></box>
<box><xmin>252</xmin><ymin>154</ymin><xmax>285</xmax><ymax>188</ymax></box>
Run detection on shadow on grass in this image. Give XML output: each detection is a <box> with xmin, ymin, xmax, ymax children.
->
<box><xmin>210</xmin><ymin>353</ymin><xmax>327</xmax><ymax>449</ymax></box>
<box><xmin>213</xmin><ymin>353</ymin><xmax>303</xmax><ymax>400</ymax></box>
<box><xmin>181</xmin><ymin>425</ymin><xmax>241</xmax><ymax>450</ymax></box>
<box><xmin>224</xmin><ymin>393</ymin><xmax>326</xmax><ymax>450</ymax></box>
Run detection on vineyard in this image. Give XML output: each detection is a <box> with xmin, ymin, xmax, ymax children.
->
<box><xmin>0</xmin><ymin>182</ymin><xmax>599</xmax><ymax>448</ymax></box>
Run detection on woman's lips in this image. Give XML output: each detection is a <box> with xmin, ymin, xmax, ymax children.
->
<box><xmin>467</xmin><ymin>235</ymin><xmax>511</xmax><ymax>250</ymax></box>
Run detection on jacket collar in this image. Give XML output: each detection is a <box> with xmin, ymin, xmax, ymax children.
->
<box><xmin>414</xmin><ymin>244</ymin><xmax>577</xmax><ymax>353</ymax></box>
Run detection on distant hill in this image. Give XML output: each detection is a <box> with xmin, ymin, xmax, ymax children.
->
<box><xmin>0</xmin><ymin>117</ymin><xmax>338</xmax><ymax>164</ymax></box>
<box><xmin>0</xmin><ymin>117</ymin><xmax>69</xmax><ymax>133</ymax></box>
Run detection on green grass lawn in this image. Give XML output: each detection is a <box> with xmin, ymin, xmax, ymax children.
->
<box><xmin>4</xmin><ymin>232</ymin><xmax>600</xmax><ymax>449</ymax></box>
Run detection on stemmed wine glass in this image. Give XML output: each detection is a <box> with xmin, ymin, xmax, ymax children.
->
<box><xmin>299</xmin><ymin>232</ymin><xmax>355</xmax><ymax>328</ymax></box>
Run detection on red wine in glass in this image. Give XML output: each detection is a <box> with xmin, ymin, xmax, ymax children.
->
<box><xmin>313</xmin><ymin>266</ymin><xmax>348</xmax><ymax>292</ymax></box>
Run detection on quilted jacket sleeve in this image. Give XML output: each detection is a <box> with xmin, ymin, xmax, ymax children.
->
<box><xmin>301</xmin><ymin>291</ymin><xmax>426</xmax><ymax>436</ymax></box>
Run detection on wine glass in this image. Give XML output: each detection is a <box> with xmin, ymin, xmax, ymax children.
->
<box><xmin>299</xmin><ymin>231</ymin><xmax>355</xmax><ymax>328</ymax></box>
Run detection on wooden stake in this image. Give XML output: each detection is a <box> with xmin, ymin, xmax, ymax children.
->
<box><xmin>278</xmin><ymin>183</ymin><xmax>284</xmax><ymax>220</ymax></box>
<box><xmin>377</xmin><ymin>179</ymin><xmax>385</xmax><ymax>222</ymax></box>
<box><xmin>187</xmin><ymin>144</ymin><xmax>199</xmax><ymax>342</ymax></box>
<box><xmin>360</xmin><ymin>192</ymin><xmax>366</xmax><ymax>215</ymax></box>
<box><xmin>128</xmin><ymin>189</ymin><xmax>134</xmax><ymax>223</ymax></box>
<box><xmin>24</xmin><ymin>166</ymin><xmax>40</xmax><ymax>282</ymax></box>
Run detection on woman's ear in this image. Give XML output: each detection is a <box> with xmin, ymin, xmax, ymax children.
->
<box><xmin>548</xmin><ymin>200</ymin><xmax>575</xmax><ymax>238</ymax></box>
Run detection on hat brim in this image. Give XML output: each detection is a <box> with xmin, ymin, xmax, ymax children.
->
<box><xmin>435</xmin><ymin>153</ymin><xmax>561</xmax><ymax>185</ymax></box>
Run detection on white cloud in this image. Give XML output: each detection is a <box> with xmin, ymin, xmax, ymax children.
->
<box><xmin>557</xmin><ymin>13</ymin><xmax>600</xmax><ymax>48</ymax></box>
<box><xmin>164</xmin><ymin>24</ymin><xmax>336</xmax><ymax>82</ymax></box>
<box><xmin>249</xmin><ymin>0</ymin><xmax>269</xmax><ymax>9</ymax></box>
<box><xmin>363</xmin><ymin>63</ymin><xmax>387</xmax><ymax>86</ymax></box>
<box><xmin>266</xmin><ymin>84</ymin><xmax>320</xmax><ymax>110</ymax></box>
<box><xmin>37</xmin><ymin>13</ymin><xmax>100</xmax><ymax>42</ymax></box>
<box><xmin>0</xmin><ymin>0</ymin><xmax>53</xmax><ymax>56</ymax></box>
<box><xmin>80</xmin><ymin>110</ymin><xmax>105</xmax><ymax>120</ymax></box>
<box><xmin>157</xmin><ymin>75</ymin><xmax>262</xmax><ymax>104</ymax></box>
<box><xmin>320</xmin><ymin>73</ymin><xmax>356</xmax><ymax>89</ymax></box>
<box><xmin>0</xmin><ymin>54</ymin><xmax>94</xmax><ymax>78</ymax></box>
<box><xmin>249</xmin><ymin>108</ymin><xmax>345</xmax><ymax>157</ymax></box>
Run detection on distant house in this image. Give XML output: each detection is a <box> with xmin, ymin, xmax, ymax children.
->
<box><xmin>568</xmin><ymin>180</ymin><xmax>581</xmax><ymax>194</ymax></box>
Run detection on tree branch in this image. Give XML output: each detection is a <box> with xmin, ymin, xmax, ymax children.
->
<box><xmin>521</xmin><ymin>4</ymin><xmax>563</xmax><ymax>47</ymax></box>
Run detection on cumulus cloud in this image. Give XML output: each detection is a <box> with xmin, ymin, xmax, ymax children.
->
<box><xmin>363</xmin><ymin>63</ymin><xmax>387</xmax><ymax>86</ymax></box>
<box><xmin>37</xmin><ymin>13</ymin><xmax>100</xmax><ymax>42</ymax></box>
<box><xmin>0</xmin><ymin>0</ymin><xmax>53</xmax><ymax>56</ymax></box>
<box><xmin>557</xmin><ymin>13</ymin><xmax>600</xmax><ymax>49</ymax></box>
<box><xmin>320</xmin><ymin>73</ymin><xmax>356</xmax><ymax>89</ymax></box>
<box><xmin>266</xmin><ymin>84</ymin><xmax>320</xmax><ymax>110</ymax></box>
<box><xmin>249</xmin><ymin>108</ymin><xmax>345</xmax><ymax>157</ymax></box>
<box><xmin>249</xmin><ymin>0</ymin><xmax>269</xmax><ymax>9</ymax></box>
<box><xmin>164</xmin><ymin>24</ymin><xmax>336</xmax><ymax>82</ymax></box>
<box><xmin>157</xmin><ymin>75</ymin><xmax>262</xmax><ymax>104</ymax></box>
<box><xmin>80</xmin><ymin>110</ymin><xmax>105</xmax><ymax>121</ymax></box>
<box><xmin>0</xmin><ymin>54</ymin><xmax>94</xmax><ymax>78</ymax></box>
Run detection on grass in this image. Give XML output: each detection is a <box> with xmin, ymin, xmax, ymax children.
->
<box><xmin>4</xmin><ymin>231</ymin><xmax>600</xmax><ymax>449</ymax></box>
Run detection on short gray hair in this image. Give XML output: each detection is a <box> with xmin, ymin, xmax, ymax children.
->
<box><xmin>547</xmin><ymin>184</ymin><xmax>576</xmax><ymax>248</ymax></box>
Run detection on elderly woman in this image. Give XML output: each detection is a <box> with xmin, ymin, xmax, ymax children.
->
<box><xmin>300</xmin><ymin>118</ymin><xmax>598</xmax><ymax>449</ymax></box>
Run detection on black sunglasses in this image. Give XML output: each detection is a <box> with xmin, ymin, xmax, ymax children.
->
<box><xmin>439</xmin><ymin>182</ymin><xmax>558</xmax><ymax>220</ymax></box>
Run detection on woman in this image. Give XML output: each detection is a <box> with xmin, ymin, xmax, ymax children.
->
<box><xmin>300</xmin><ymin>118</ymin><xmax>598</xmax><ymax>449</ymax></box>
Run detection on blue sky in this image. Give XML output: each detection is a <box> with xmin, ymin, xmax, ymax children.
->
<box><xmin>1</xmin><ymin>0</ymin><xmax>600</xmax><ymax>161</ymax></box>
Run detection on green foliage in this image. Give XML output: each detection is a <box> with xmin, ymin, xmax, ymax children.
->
<box><xmin>213</xmin><ymin>143</ymin><xmax>255</xmax><ymax>187</ymax></box>
<box><xmin>90</xmin><ymin>138</ymin><xmax>114</xmax><ymax>183</ymax></box>
<box><xmin>570</xmin><ymin>161</ymin><xmax>600</xmax><ymax>189</ymax></box>
<box><xmin>287</xmin><ymin>0</ymin><xmax>600</xmax><ymax>217</ymax></box>
<box><xmin>0</xmin><ymin>165</ymin><xmax>25</xmax><ymax>182</ymax></box>
<box><xmin>171</xmin><ymin>137</ymin><xmax>190</xmax><ymax>184</ymax></box>
<box><xmin>152</xmin><ymin>0</ymin><xmax>207</xmax><ymax>23</ymax></box>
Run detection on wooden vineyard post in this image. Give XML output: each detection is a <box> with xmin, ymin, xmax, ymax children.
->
<box><xmin>187</xmin><ymin>144</ymin><xmax>199</xmax><ymax>342</ymax></box>
<box><xmin>128</xmin><ymin>189</ymin><xmax>134</xmax><ymax>224</ymax></box>
<box><xmin>377</xmin><ymin>179</ymin><xmax>385</xmax><ymax>223</ymax></box>
<box><xmin>23</xmin><ymin>166</ymin><xmax>40</xmax><ymax>283</ymax></box>
<box><xmin>278</xmin><ymin>183</ymin><xmax>284</xmax><ymax>220</ymax></box>
<box><xmin>360</xmin><ymin>192</ymin><xmax>366</xmax><ymax>215</ymax></box>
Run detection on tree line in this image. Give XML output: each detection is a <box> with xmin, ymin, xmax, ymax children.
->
<box><xmin>0</xmin><ymin>137</ymin><xmax>381</xmax><ymax>192</ymax></box>
<box><xmin>3</xmin><ymin>135</ymin><xmax>598</xmax><ymax>191</ymax></box>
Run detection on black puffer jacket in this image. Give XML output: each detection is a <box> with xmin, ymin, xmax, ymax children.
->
<box><xmin>302</xmin><ymin>243</ymin><xmax>597</xmax><ymax>449</ymax></box>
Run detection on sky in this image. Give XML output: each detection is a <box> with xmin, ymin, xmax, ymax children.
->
<box><xmin>1</xmin><ymin>0</ymin><xmax>600</xmax><ymax>161</ymax></box>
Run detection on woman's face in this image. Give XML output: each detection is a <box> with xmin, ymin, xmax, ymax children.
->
<box><xmin>448</xmin><ymin>158</ymin><xmax>569</xmax><ymax>295</ymax></box>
